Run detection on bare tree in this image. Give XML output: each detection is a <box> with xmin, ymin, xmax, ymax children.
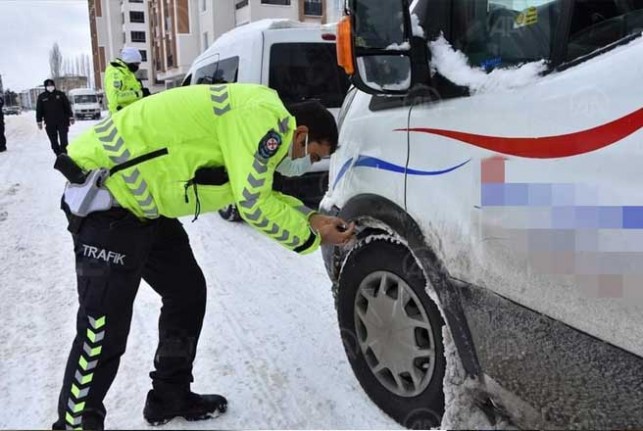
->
<box><xmin>49</xmin><ymin>43</ymin><xmax>63</xmax><ymax>79</ymax></box>
<box><xmin>63</xmin><ymin>58</ymin><xmax>72</xmax><ymax>76</ymax></box>
<box><xmin>84</xmin><ymin>54</ymin><xmax>91</xmax><ymax>82</ymax></box>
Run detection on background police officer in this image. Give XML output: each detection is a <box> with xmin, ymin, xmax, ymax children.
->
<box><xmin>52</xmin><ymin>83</ymin><xmax>354</xmax><ymax>430</ymax></box>
<box><xmin>104</xmin><ymin>46</ymin><xmax>149</xmax><ymax>113</ymax></box>
<box><xmin>36</xmin><ymin>79</ymin><xmax>74</xmax><ymax>155</ymax></box>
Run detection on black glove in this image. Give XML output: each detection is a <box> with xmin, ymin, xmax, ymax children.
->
<box><xmin>142</xmin><ymin>87</ymin><xmax>151</xmax><ymax>98</ymax></box>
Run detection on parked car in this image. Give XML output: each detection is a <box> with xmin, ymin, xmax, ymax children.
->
<box><xmin>322</xmin><ymin>0</ymin><xmax>643</xmax><ymax>429</ymax></box>
<box><xmin>183</xmin><ymin>19</ymin><xmax>350</xmax><ymax>220</ymax></box>
<box><xmin>68</xmin><ymin>88</ymin><xmax>101</xmax><ymax>120</ymax></box>
<box><xmin>2</xmin><ymin>105</ymin><xmax>21</xmax><ymax>116</ymax></box>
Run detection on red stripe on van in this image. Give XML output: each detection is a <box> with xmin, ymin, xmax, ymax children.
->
<box><xmin>401</xmin><ymin>108</ymin><xmax>643</xmax><ymax>159</ymax></box>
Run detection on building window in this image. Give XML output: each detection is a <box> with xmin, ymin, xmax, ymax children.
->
<box><xmin>304</xmin><ymin>0</ymin><xmax>322</xmax><ymax>16</ymax></box>
<box><xmin>129</xmin><ymin>0</ymin><xmax>144</xmax><ymax>3</ymax></box>
<box><xmin>140</xmin><ymin>50</ymin><xmax>148</xmax><ymax>62</ymax></box>
<box><xmin>201</xmin><ymin>0</ymin><xmax>207</xmax><ymax>12</ymax></box>
<box><xmin>131</xmin><ymin>31</ymin><xmax>146</xmax><ymax>43</ymax></box>
<box><xmin>235</xmin><ymin>0</ymin><xmax>249</xmax><ymax>9</ymax></box>
<box><xmin>203</xmin><ymin>32</ymin><xmax>209</xmax><ymax>50</ymax></box>
<box><xmin>261</xmin><ymin>0</ymin><xmax>290</xmax><ymax>5</ymax></box>
<box><xmin>130</xmin><ymin>11</ymin><xmax>145</xmax><ymax>23</ymax></box>
<box><xmin>123</xmin><ymin>32</ymin><xmax>127</xmax><ymax>43</ymax></box>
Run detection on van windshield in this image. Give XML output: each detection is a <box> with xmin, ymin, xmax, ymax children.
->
<box><xmin>269</xmin><ymin>43</ymin><xmax>350</xmax><ymax>108</ymax></box>
<box><xmin>74</xmin><ymin>95</ymin><xmax>97</xmax><ymax>104</ymax></box>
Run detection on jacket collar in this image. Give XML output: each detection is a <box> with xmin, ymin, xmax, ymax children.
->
<box><xmin>113</xmin><ymin>58</ymin><xmax>128</xmax><ymax>69</ymax></box>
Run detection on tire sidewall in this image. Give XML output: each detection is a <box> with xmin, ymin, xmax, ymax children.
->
<box><xmin>337</xmin><ymin>239</ymin><xmax>446</xmax><ymax>428</ymax></box>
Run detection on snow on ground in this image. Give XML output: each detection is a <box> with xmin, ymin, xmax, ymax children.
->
<box><xmin>0</xmin><ymin>114</ymin><xmax>400</xmax><ymax>429</ymax></box>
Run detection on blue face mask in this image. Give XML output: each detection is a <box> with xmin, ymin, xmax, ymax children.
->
<box><xmin>276</xmin><ymin>133</ymin><xmax>313</xmax><ymax>177</ymax></box>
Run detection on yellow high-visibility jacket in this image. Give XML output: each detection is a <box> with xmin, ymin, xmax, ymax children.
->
<box><xmin>68</xmin><ymin>83</ymin><xmax>320</xmax><ymax>255</ymax></box>
<box><xmin>104</xmin><ymin>59</ymin><xmax>143</xmax><ymax>113</ymax></box>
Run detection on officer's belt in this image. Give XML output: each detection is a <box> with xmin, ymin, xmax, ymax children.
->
<box><xmin>56</xmin><ymin>149</ymin><xmax>169</xmax><ymax>218</ymax></box>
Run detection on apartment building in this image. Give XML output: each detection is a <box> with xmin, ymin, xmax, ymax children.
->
<box><xmin>88</xmin><ymin>0</ymin><xmax>161</xmax><ymax>92</ymax></box>
<box><xmin>149</xmin><ymin>0</ymin><xmax>333</xmax><ymax>89</ymax></box>
<box><xmin>149</xmin><ymin>0</ymin><xmax>201</xmax><ymax>88</ymax></box>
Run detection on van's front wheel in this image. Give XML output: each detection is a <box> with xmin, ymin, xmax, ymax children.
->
<box><xmin>337</xmin><ymin>237</ymin><xmax>446</xmax><ymax>428</ymax></box>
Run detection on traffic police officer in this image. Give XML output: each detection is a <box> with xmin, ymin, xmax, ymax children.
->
<box><xmin>52</xmin><ymin>83</ymin><xmax>354</xmax><ymax>430</ymax></box>
<box><xmin>104</xmin><ymin>46</ymin><xmax>148</xmax><ymax>113</ymax></box>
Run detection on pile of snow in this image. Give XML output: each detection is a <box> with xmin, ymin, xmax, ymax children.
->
<box><xmin>429</xmin><ymin>34</ymin><xmax>547</xmax><ymax>94</ymax></box>
<box><xmin>411</xmin><ymin>13</ymin><xmax>425</xmax><ymax>38</ymax></box>
<box><xmin>440</xmin><ymin>328</ymin><xmax>516</xmax><ymax>430</ymax></box>
<box><xmin>386</xmin><ymin>41</ymin><xmax>411</xmax><ymax>51</ymax></box>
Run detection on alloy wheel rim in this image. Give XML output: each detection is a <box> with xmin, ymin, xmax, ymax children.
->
<box><xmin>354</xmin><ymin>271</ymin><xmax>436</xmax><ymax>397</ymax></box>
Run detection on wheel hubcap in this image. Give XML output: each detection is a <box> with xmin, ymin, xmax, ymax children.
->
<box><xmin>354</xmin><ymin>271</ymin><xmax>436</xmax><ymax>397</ymax></box>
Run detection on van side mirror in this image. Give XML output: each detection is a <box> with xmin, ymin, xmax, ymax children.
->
<box><xmin>337</xmin><ymin>0</ymin><xmax>420</xmax><ymax>95</ymax></box>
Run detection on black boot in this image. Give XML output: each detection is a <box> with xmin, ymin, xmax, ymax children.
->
<box><xmin>143</xmin><ymin>389</ymin><xmax>227</xmax><ymax>426</ymax></box>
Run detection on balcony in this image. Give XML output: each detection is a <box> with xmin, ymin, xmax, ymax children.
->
<box><xmin>303</xmin><ymin>0</ymin><xmax>322</xmax><ymax>16</ymax></box>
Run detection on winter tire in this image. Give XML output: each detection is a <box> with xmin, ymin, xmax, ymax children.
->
<box><xmin>337</xmin><ymin>237</ymin><xmax>446</xmax><ymax>428</ymax></box>
<box><xmin>218</xmin><ymin>204</ymin><xmax>242</xmax><ymax>222</ymax></box>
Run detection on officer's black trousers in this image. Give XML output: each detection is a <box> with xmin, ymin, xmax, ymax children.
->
<box><xmin>55</xmin><ymin>208</ymin><xmax>207</xmax><ymax>428</ymax></box>
<box><xmin>46</xmin><ymin>124</ymin><xmax>69</xmax><ymax>155</ymax></box>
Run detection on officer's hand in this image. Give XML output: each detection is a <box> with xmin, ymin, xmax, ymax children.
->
<box><xmin>142</xmin><ymin>87</ymin><xmax>151</xmax><ymax>97</ymax></box>
<box><xmin>37</xmin><ymin>122</ymin><xmax>43</xmax><ymax>130</ymax></box>
<box><xmin>69</xmin><ymin>118</ymin><xmax>75</xmax><ymax>125</ymax></box>
<box><xmin>310</xmin><ymin>214</ymin><xmax>355</xmax><ymax>246</ymax></box>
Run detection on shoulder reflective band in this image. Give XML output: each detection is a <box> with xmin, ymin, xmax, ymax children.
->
<box><xmin>110</xmin><ymin>148</ymin><xmax>168</xmax><ymax>176</ymax></box>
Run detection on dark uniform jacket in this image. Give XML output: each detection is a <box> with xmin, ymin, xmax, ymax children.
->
<box><xmin>36</xmin><ymin>90</ymin><xmax>73</xmax><ymax>127</ymax></box>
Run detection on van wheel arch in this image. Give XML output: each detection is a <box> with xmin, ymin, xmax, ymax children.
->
<box><xmin>328</xmin><ymin>193</ymin><xmax>482</xmax><ymax>378</ymax></box>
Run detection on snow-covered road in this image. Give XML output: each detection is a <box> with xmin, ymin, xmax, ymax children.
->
<box><xmin>0</xmin><ymin>114</ymin><xmax>400</xmax><ymax>429</ymax></box>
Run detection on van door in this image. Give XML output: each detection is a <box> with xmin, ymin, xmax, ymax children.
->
<box><xmin>406</xmin><ymin>0</ymin><xmax>643</xmax><ymax>358</ymax></box>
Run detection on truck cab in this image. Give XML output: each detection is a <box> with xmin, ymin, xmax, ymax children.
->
<box><xmin>324</xmin><ymin>0</ymin><xmax>643</xmax><ymax>428</ymax></box>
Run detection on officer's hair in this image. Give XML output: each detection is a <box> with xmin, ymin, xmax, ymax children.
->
<box><xmin>285</xmin><ymin>101</ymin><xmax>339</xmax><ymax>153</ymax></box>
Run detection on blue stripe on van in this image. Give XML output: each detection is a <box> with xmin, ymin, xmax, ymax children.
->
<box><xmin>332</xmin><ymin>155</ymin><xmax>470</xmax><ymax>190</ymax></box>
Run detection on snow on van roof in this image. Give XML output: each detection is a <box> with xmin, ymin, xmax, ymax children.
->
<box><xmin>212</xmin><ymin>19</ymin><xmax>319</xmax><ymax>46</ymax></box>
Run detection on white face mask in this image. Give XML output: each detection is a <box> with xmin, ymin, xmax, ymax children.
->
<box><xmin>276</xmin><ymin>133</ymin><xmax>313</xmax><ymax>177</ymax></box>
<box><xmin>46</xmin><ymin>86</ymin><xmax>55</xmax><ymax>92</ymax></box>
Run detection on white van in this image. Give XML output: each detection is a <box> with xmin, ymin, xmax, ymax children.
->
<box><xmin>68</xmin><ymin>88</ymin><xmax>101</xmax><ymax>120</ymax></box>
<box><xmin>184</xmin><ymin>19</ymin><xmax>350</xmax><ymax>220</ymax></box>
<box><xmin>323</xmin><ymin>0</ymin><xmax>643</xmax><ymax>429</ymax></box>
